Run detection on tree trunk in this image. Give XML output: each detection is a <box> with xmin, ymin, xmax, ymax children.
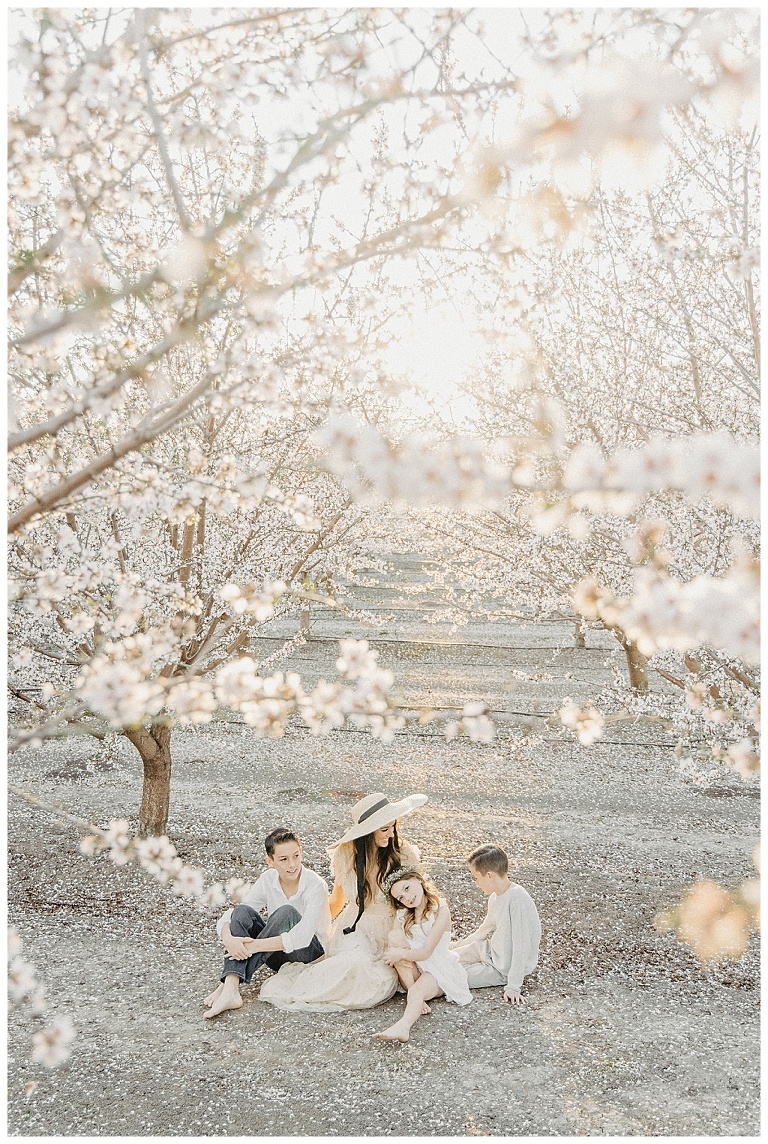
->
<box><xmin>124</xmin><ymin>723</ymin><xmax>173</xmax><ymax>836</ymax></box>
<box><xmin>572</xmin><ymin>618</ymin><xmax>586</xmax><ymax>648</ymax></box>
<box><xmin>618</xmin><ymin>634</ymin><xmax>649</xmax><ymax>691</ymax></box>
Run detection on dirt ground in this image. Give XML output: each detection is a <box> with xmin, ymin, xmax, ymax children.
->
<box><xmin>7</xmin><ymin>556</ymin><xmax>760</xmax><ymax>1137</ymax></box>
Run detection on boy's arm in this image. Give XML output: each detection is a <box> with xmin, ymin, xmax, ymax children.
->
<box><xmin>228</xmin><ymin>875</ymin><xmax>331</xmax><ymax>956</ymax></box>
<box><xmin>279</xmin><ymin>877</ymin><xmax>329</xmax><ymax>953</ymax></box>
<box><xmin>219</xmin><ymin>921</ymin><xmax>250</xmax><ymax>961</ymax></box>
<box><xmin>501</xmin><ymin>893</ymin><xmax>541</xmax><ymax>1003</ymax></box>
<box><xmin>450</xmin><ymin>901</ymin><xmax>496</xmax><ymax>949</ymax></box>
<box><xmin>216</xmin><ymin>875</ymin><xmax>267</xmax><ymax>939</ymax></box>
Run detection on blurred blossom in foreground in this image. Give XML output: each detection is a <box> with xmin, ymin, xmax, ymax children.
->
<box><xmin>313</xmin><ymin>412</ymin><xmax>509</xmax><ymax>510</ymax></box>
<box><xmin>524</xmin><ymin>57</ymin><xmax>694</xmax><ymax>194</ymax></box>
<box><xmin>557</xmin><ymin>699</ymin><xmax>606</xmax><ymax>746</ymax></box>
<box><xmin>444</xmin><ymin>702</ymin><xmax>495</xmax><ymax>744</ymax></box>
<box><xmin>655</xmin><ymin>846</ymin><xmax>760</xmax><ymax>962</ymax></box>
<box><xmin>8</xmin><ymin>928</ymin><xmax>75</xmax><ymax>1070</ymax></box>
<box><xmin>31</xmin><ymin>1017</ymin><xmax>76</xmax><ymax>1069</ymax></box>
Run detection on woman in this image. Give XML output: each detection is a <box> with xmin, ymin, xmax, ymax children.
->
<box><xmin>259</xmin><ymin>791</ymin><xmax>427</xmax><ymax>1012</ymax></box>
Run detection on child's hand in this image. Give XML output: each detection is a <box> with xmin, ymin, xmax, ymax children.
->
<box><xmin>223</xmin><ymin>936</ymin><xmax>250</xmax><ymax>961</ymax></box>
<box><xmin>383</xmin><ymin>946</ymin><xmax>409</xmax><ymax>966</ymax></box>
<box><xmin>503</xmin><ymin>989</ymin><xmax>525</xmax><ymax>1006</ymax></box>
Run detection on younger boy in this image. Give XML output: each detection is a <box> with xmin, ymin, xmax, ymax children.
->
<box><xmin>450</xmin><ymin>843</ymin><xmax>541</xmax><ymax>1007</ymax></box>
<box><xmin>203</xmin><ymin>826</ymin><xmax>330</xmax><ymax>1019</ymax></box>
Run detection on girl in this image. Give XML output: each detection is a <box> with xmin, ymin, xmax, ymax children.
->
<box><xmin>260</xmin><ymin>792</ymin><xmax>426</xmax><ymax>1012</ymax></box>
<box><xmin>373</xmin><ymin>865</ymin><xmax>472</xmax><ymax>1042</ymax></box>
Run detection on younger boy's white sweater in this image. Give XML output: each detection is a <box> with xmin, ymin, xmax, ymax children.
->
<box><xmin>457</xmin><ymin>881</ymin><xmax>541</xmax><ymax>994</ymax></box>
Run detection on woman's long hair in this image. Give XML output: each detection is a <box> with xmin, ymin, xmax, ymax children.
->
<box><xmin>336</xmin><ymin>822</ymin><xmax>404</xmax><ymax>906</ymax></box>
<box><xmin>337</xmin><ymin>822</ymin><xmax>407</xmax><ymax>934</ymax></box>
<box><xmin>357</xmin><ymin>821</ymin><xmax>404</xmax><ymax>905</ymax></box>
<box><xmin>392</xmin><ymin>871</ymin><xmax>442</xmax><ymax>937</ymax></box>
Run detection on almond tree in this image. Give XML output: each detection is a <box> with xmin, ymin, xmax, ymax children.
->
<box><xmin>8</xmin><ymin>7</ymin><xmax>516</xmax><ymax>832</ymax></box>
<box><xmin>7</xmin><ymin>7</ymin><xmax>759</xmax><ymax>961</ymax></box>
<box><xmin>413</xmin><ymin>101</ymin><xmax>759</xmax><ymax>715</ymax></box>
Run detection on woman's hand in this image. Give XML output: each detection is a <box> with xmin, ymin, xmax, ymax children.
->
<box><xmin>383</xmin><ymin>946</ymin><xmax>411</xmax><ymax>966</ymax></box>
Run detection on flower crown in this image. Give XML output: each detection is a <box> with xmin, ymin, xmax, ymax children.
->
<box><xmin>382</xmin><ymin>864</ymin><xmax>422</xmax><ymax>899</ymax></box>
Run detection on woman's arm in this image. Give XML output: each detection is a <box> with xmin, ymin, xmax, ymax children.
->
<box><xmin>329</xmin><ymin>881</ymin><xmax>347</xmax><ymax>919</ymax></box>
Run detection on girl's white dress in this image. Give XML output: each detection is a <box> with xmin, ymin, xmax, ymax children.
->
<box><xmin>400</xmin><ymin>899</ymin><xmax>473</xmax><ymax>1006</ymax></box>
<box><xmin>259</xmin><ymin>841</ymin><xmax>420</xmax><ymax>1013</ymax></box>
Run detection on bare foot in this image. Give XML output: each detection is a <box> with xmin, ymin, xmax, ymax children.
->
<box><xmin>373</xmin><ymin>1021</ymin><xmax>410</xmax><ymax>1043</ymax></box>
<box><xmin>203</xmin><ymin>990</ymin><xmax>243</xmax><ymax>1019</ymax></box>
<box><xmin>421</xmin><ymin>1001</ymin><xmax>432</xmax><ymax>1016</ymax></box>
<box><xmin>203</xmin><ymin>983</ymin><xmax>224</xmax><ymax>1008</ymax></box>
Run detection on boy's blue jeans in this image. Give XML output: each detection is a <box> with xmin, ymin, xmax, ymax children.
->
<box><xmin>221</xmin><ymin>903</ymin><xmax>324</xmax><ymax>984</ymax></box>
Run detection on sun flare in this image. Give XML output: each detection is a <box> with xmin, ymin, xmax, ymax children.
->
<box><xmin>383</xmin><ymin>303</ymin><xmax>483</xmax><ymax>423</ymax></box>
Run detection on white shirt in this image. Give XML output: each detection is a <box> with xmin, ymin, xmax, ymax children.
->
<box><xmin>216</xmin><ymin>866</ymin><xmax>331</xmax><ymax>954</ymax></box>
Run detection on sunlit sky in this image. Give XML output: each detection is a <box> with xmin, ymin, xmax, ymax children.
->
<box><xmin>8</xmin><ymin>5</ymin><xmax>757</xmax><ymax>429</ymax></box>
<box><xmin>382</xmin><ymin>302</ymin><xmax>483</xmax><ymax>426</ymax></box>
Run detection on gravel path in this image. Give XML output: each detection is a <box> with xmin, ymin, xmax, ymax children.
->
<box><xmin>7</xmin><ymin>555</ymin><xmax>760</xmax><ymax>1136</ymax></box>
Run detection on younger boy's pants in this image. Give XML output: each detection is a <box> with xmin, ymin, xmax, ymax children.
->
<box><xmin>221</xmin><ymin>903</ymin><xmax>324</xmax><ymax>984</ymax></box>
<box><xmin>456</xmin><ymin>938</ymin><xmax>507</xmax><ymax>988</ymax></box>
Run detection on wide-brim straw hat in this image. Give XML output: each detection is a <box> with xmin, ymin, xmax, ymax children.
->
<box><xmin>329</xmin><ymin>792</ymin><xmax>428</xmax><ymax>848</ymax></box>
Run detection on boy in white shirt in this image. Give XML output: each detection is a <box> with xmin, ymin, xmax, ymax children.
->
<box><xmin>450</xmin><ymin>844</ymin><xmax>541</xmax><ymax>1007</ymax></box>
<box><xmin>203</xmin><ymin>827</ymin><xmax>330</xmax><ymax>1019</ymax></box>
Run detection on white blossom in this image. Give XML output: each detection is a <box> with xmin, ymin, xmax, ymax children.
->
<box><xmin>214</xmin><ymin>658</ymin><xmax>262</xmax><ymax>708</ymax></box>
<box><xmin>558</xmin><ymin>699</ymin><xmax>606</xmax><ymax>745</ymax></box>
<box><xmin>225</xmin><ymin>878</ymin><xmax>249</xmax><ymax>903</ymax></box>
<box><xmin>336</xmin><ymin>638</ymin><xmax>380</xmax><ymax>680</ymax></box>
<box><xmin>300</xmin><ymin>681</ymin><xmax>346</xmax><ymax>734</ymax></box>
<box><xmin>171</xmin><ymin>865</ymin><xmax>206</xmax><ymax>899</ymax></box>
<box><xmin>240</xmin><ymin>698</ymin><xmax>289</xmax><ymax>736</ymax></box>
<box><xmin>76</xmin><ymin>660</ymin><xmax>165</xmax><ymax>728</ymax></box>
<box><xmin>7</xmin><ymin>928</ymin><xmax>23</xmax><ymax>962</ymax></box>
<box><xmin>165</xmin><ymin>679</ymin><xmax>217</xmax><ymax>724</ymax></box>
<box><xmin>31</xmin><ymin>1016</ymin><xmax>76</xmax><ymax>1068</ymax></box>
<box><xmin>8</xmin><ymin>957</ymin><xmax>37</xmax><ymax>1002</ymax></box>
<box><xmin>219</xmin><ymin>579</ymin><xmax>286</xmax><ymax>621</ymax></box>
<box><xmin>103</xmin><ymin>818</ymin><xmax>131</xmax><ymax>851</ymax></box>
<box><xmin>197</xmin><ymin>882</ymin><xmax>228</xmax><ymax>910</ymax></box>
<box><xmin>725</xmin><ymin>738</ymin><xmax>759</xmax><ymax>781</ymax></box>
<box><xmin>78</xmin><ymin>834</ymin><xmax>105</xmax><ymax>857</ymax></box>
<box><xmin>461</xmin><ymin>703</ymin><xmax>495</xmax><ymax>744</ymax></box>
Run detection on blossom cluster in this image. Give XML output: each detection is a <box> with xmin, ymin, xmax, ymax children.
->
<box><xmin>444</xmin><ymin>702</ymin><xmax>495</xmax><ymax>744</ymax></box>
<box><xmin>213</xmin><ymin>638</ymin><xmax>406</xmax><ymax>742</ymax></box>
<box><xmin>7</xmin><ymin>928</ymin><xmax>76</xmax><ymax>1069</ymax></box>
<box><xmin>314</xmin><ymin>417</ymin><xmax>759</xmax><ymax>529</ymax></box>
<box><xmin>573</xmin><ymin>554</ymin><xmax>759</xmax><ymax>666</ymax></box>
<box><xmin>562</xmin><ymin>433</ymin><xmax>759</xmax><ymax>520</ymax></box>
<box><xmin>79</xmin><ymin>821</ymin><xmax>249</xmax><ymax>911</ymax></box>
<box><xmin>313</xmin><ymin>412</ymin><xmax>510</xmax><ymax>510</ymax></box>
<box><xmin>219</xmin><ymin>579</ymin><xmax>286</xmax><ymax>621</ymax></box>
<box><xmin>73</xmin><ymin>630</ymin><xmax>183</xmax><ymax>729</ymax></box>
<box><xmin>557</xmin><ymin>699</ymin><xmax>606</xmax><ymax>746</ymax></box>
<box><xmin>497</xmin><ymin>12</ymin><xmax>758</xmax><ymax>199</ymax></box>
<box><xmin>654</xmin><ymin>846</ymin><xmax>760</xmax><ymax>962</ymax></box>
<box><xmin>73</xmin><ymin>635</ymin><xmax>408</xmax><ymax>740</ymax></box>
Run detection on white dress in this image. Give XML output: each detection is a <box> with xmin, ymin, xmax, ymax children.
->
<box><xmin>259</xmin><ymin>841</ymin><xmax>420</xmax><ymax>1013</ymax></box>
<box><xmin>400</xmin><ymin>900</ymin><xmax>473</xmax><ymax>1006</ymax></box>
